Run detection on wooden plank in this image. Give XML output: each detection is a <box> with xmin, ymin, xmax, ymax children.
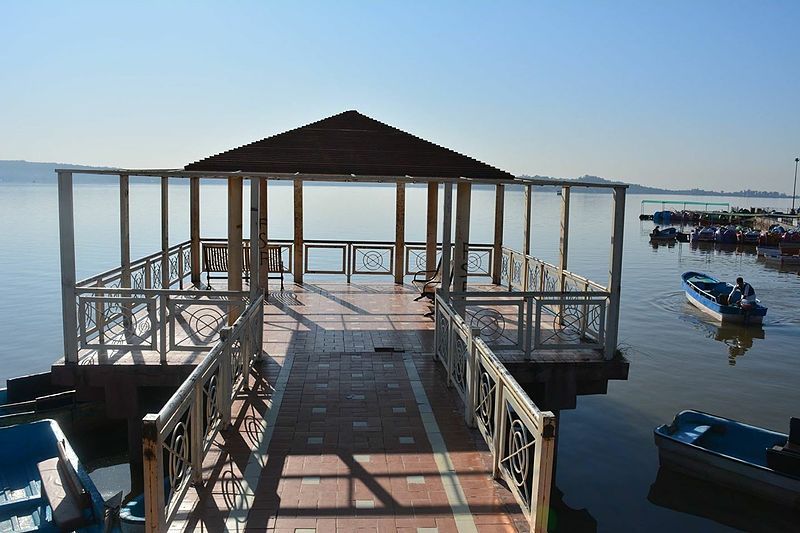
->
<box><xmin>57</xmin><ymin>171</ymin><xmax>78</xmax><ymax>363</ymax></box>
<box><xmin>604</xmin><ymin>186</ymin><xmax>626</xmax><ymax>358</ymax></box>
<box><xmin>394</xmin><ymin>181</ymin><xmax>406</xmax><ymax>284</ymax></box>
<box><xmin>559</xmin><ymin>185</ymin><xmax>570</xmax><ymax>300</ymax></box>
<box><xmin>190</xmin><ymin>177</ymin><xmax>200</xmax><ymax>284</ymax></box>
<box><xmin>228</xmin><ymin>177</ymin><xmax>243</xmax><ymax>324</ymax></box>
<box><xmin>426</xmin><ymin>181</ymin><xmax>439</xmax><ymax>272</ymax></box>
<box><xmin>492</xmin><ymin>183</ymin><xmax>504</xmax><ymax>284</ymax></box>
<box><xmin>249</xmin><ymin>177</ymin><xmax>261</xmax><ymax>300</ymax></box>
<box><xmin>440</xmin><ymin>183</ymin><xmax>453</xmax><ymax>299</ymax></box>
<box><xmin>523</xmin><ymin>184</ymin><xmax>532</xmax><ymax>256</ymax></box>
<box><xmin>293</xmin><ymin>179</ymin><xmax>303</xmax><ymax>284</ymax></box>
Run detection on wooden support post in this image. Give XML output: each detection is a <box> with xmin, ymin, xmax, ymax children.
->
<box><xmin>558</xmin><ymin>186</ymin><xmax>571</xmax><ymax>289</ymax></box>
<box><xmin>604</xmin><ymin>186</ymin><xmax>626</xmax><ymax>359</ymax></box>
<box><xmin>523</xmin><ymin>184</ymin><xmax>532</xmax><ymax>256</ymax></box>
<box><xmin>440</xmin><ymin>183</ymin><xmax>453</xmax><ymax>300</ymax></box>
<box><xmin>453</xmin><ymin>182</ymin><xmax>472</xmax><ymax>298</ymax></box>
<box><xmin>160</xmin><ymin>176</ymin><xmax>169</xmax><ymax>361</ymax></box>
<box><xmin>492</xmin><ymin>183</ymin><xmax>505</xmax><ymax>285</ymax></box>
<box><xmin>57</xmin><ymin>171</ymin><xmax>78</xmax><ymax>364</ymax></box>
<box><xmin>249</xmin><ymin>177</ymin><xmax>261</xmax><ymax>301</ymax></box>
<box><xmin>189</xmin><ymin>177</ymin><xmax>201</xmax><ymax>285</ymax></box>
<box><xmin>293</xmin><ymin>179</ymin><xmax>303</xmax><ymax>284</ymax></box>
<box><xmin>120</xmin><ymin>174</ymin><xmax>131</xmax><ymax>288</ymax></box>
<box><xmin>258</xmin><ymin>179</ymin><xmax>269</xmax><ymax>294</ymax></box>
<box><xmin>228</xmin><ymin>177</ymin><xmax>243</xmax><ymax>324</ymax></box>
<box><xmin>425</xmin><ymin>182</ymin><xmax>439</xmax><ymax>272</ymax></box>
<box><xmin>394</xmin><ymin>181</ymin><xmax>406</xmax><ymax>284</ymax></box>
<box><xmin>142</xmin><ymin>414</ymin><xmax>165</xmax><ymax>532</ymax></box>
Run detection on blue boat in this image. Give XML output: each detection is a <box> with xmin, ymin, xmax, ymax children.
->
<box><xmin>654</xmin><ymin>410</ymin><xmax>800</xmax><ymax>508</ymax></box>
<box><xmin>0</xmin><ymin>420</ymin><xmax>106</xmax><ymax>531</ymax></box>
<box><xmin>681</xmin><ymin>271</ymin><xmax>767</xmax><ymax>324</ymax></box>
<box><xmin>650</xmin><ymin>227</ymin><xmax>678</xmax><ymax>241</ymax></box>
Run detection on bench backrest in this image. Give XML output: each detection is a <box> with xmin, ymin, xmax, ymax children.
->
<box><xmin>266</xmin><ymin>245</ymin><xmax>284</xmax><ymax>272</ymax></box>
<box><xmin>203</xmin><ymin>242</ymin><xmax>251</xmax><ymax>273</ymax></box>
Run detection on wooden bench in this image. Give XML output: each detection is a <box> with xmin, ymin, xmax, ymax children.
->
<box><xmin>202</xmin><ymin>242</ymin><xmax>285</xmax><ymax>289</ymax></box>
<box><xmin>37</xmin><ymin>440</ymin><xmax>92</xmax><ymax>531</ymax></box>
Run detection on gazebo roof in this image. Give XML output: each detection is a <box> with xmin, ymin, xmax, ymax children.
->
<box><xmin>184</xmin><ymin>110</ymin><xmax>515</xmax><ymax>181</ymax></box>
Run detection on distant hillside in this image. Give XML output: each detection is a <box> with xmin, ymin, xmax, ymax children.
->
<box><xmin>518</xmin><ymin>174</ymin><xmax>789</xmax><ymax>198</ymax></box>
<box><xmin>0</xmin><ymin>160</ymin><xmax>122</xmax><ymax>183</ymax></box>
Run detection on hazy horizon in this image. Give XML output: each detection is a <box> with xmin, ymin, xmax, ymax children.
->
<box><xmin>1</xmin><ymin>1</ymin><xmax>799</xmax><ymax>192</ymax></box>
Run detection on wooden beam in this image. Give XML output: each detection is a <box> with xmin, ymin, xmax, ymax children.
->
<box><xmin>523</xmin><ymin>184</ymin><xmax>532</xmax><ymax>256</ymax></box>
<box><xmin>604</xmin><ymin>186</ymin><xmax>626</xmax><ymax>359</ymax></box>
<box><xmin>394</xmin><ymin>181</ymin><xmax>406</xmax><ymax>284</ymax></box>
<box><xmin>558</xmin><ymin>186</ymin><xmax>571</xmax><ymax>285</ymax></box>
<box><xmin>189</xmin><ymin>177</ymin><xmax>200</xmax><ymax>285</ymax></box>
<box><xmin>425</xmin><ymin>182</ymin><xmax>439</xmax><ymax>272</ymax></box>
<box><xmin>258</xmin><ymin>178</ymin><xmax>269</xmax><ymax>294</ymax></box>
<box><xmin>160</xmin><ymin>176</ymin><xmax>169</xmax><ymax>288</ymax></box>
<box><xmin>492</xmin><ymin>184</ymin><xmax>505</xmax><ymax>285</ymax></box>
<box><xmin>120</xmin><ymin>174</ymin><xmax>131</xmax><ymax>288</ymax></box>
<box><xmin>440</xmin><ymin>183</ymin><xmax>453</xmax><ymax>300</ymax></box>
<box><xmin>249</xmin><ymin>178</ymin><xmax>261</xmax><ymax>301</ymax></box>
<box><xmin>293</xmin><ymin>179</ymin><xmax>303</xmax><ymax>284</ymax></box>
<box><xmin>453</xmin><ymin>183</ymin><xmax>472</xmax><ymax>295</ymax></box>
<box><xmin>57</xmin><ymin>171</ymin><xmax>78</xmax><ymax>364</ymax></box>
<box><xmin>228</xmin><ymin>177</ymin><xmax>243</xmax><ymax>324</ymax></box>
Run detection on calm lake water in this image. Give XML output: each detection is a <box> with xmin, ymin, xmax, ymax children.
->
<box><xmin>1</xmin><ymin>180</ymin><xmax>798</xmax><ymax>531</ymax></box>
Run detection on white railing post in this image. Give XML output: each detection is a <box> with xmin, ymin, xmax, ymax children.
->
<box><xmin>219</xmin><ymin>326</ymin><xmax>233</xmax><ymax>428</ymax></box>
<box><xmin>57</xmin><ymin>170</ymin><xmax>79</xmax><ymax>363</ymax></box>
<box><xmin>190</xmin><ymin>383</ymin><xmax>203</xmax><ymax>484</ymax></box>
<box><xmin>492</xmin><ymin>379</ymin><xmax>505</xmax><ymax>479</ymax></box>
<box><xmin>142</xmin><ymin>414</ymin><xmax>166</xmax><ymax>533</ymax></box>
<box><xmin>531</xmin><ymin>412</ymin><xmax>557</xmax><ymax>533</ymax></box>
<box><xmin>160</xmin><ymin>294</ymin><xmax>168</xmax><ymax>363</ymax></box>
<box><xmin>465</xmin><ymin>327</ymin><xmax>480</xmax><ymax>427</ymax></box>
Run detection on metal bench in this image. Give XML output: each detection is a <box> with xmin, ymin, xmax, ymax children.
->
<box><xmin>202</xmin><ymin>242</ymin><xmax>251</xmax><ymax>285</ymax></box>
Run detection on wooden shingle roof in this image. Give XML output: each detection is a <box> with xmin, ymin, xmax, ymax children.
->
<box><xmin>184</xmin><ymin>110</ymin><xmax>515</xmax><ymax>181</ymax></box>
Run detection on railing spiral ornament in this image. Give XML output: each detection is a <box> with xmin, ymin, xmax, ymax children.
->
<box><xmin>528</xmin><ymin>264</ymin><xmax>541</xmax><ymax>291</ymax></box>
<box><xmin>165</xmin><ymin>419</ymin><xmax>191</xmax><ymax>498</ymax></box>
<box><xmin>436</xmin><ymin>314</ymin><xmax>449</xmax><ymax>362</ymax></box>
<box><xmin>360</xmin><ymin>249</ymin><xmax>385</xmax><ymax>271</ymax></box>
<box><xmin>452</xmin><ymin>335</ymin><xmax>468</xmax><ymax>394</ymax></box>
<box><xmin>501</xmin><ymin>254</ymin><xmax>509</xmax><ymax>283</ymax></box>
<box><xmin>475</xmin><ymin>367</ymin><xmax>496</xmax><ymax>441</ymax></box>
<box><xmin>502</xmin><ymin>415</ymin><xmax>533</xmax><ymax>509</ymax></box>
<box><xmin>203</xmin><ymin>372</ymin><xmax>219</xmax><ymax>434</ymax></box>
<box><xmin>512</xmin><ymin>258</ymin><xmax>522</xmax><ymax>285</ymax></box>
<box><xmin>151</xmin><ymin>262</ymin><xmax>162</xmax><ymax>289</ymax></box>
<box><xmin>470</xmin><ymin>308</ymin><xmax>505</xmax><ymax>342</ymax></box>
<box><xmin>187</xmin><ymin>307</ymin><xmax>225</xmax><ymax>344</ymax></box>
<box><xmin>169</xmin><ymin>254</ymin><xmax>180</xmax><ymax>282</ymax></box>
<box><xmin>230</xmin><ymin>339</ymin><xmax>243</xmax><ymax>384</ymax></box>
<box><xmin>182</xmin><ymin>248</ymin><xmax>191</xmax><ymax>274</ymax></box>
<box><xmin>132</xmin><ymin>269</ymin><xmax>145</xmax><ymax>290</ymax></box>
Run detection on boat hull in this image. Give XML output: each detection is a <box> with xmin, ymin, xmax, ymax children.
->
<box><xmin>681</xmin><ymin>272</ymin><xmax>766</xmax><ymax>324</ymax></box>
<box><xmin>654</xmin><ymin>411</ymin><xmax>800</xmax><ymax>509</ymax></box>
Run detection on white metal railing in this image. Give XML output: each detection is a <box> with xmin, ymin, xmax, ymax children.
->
<box><xmin>74</xmin><ymin>288</ymin><xmax>249</xmax><ymax>360</ymax></box>
<box><xmin>434</xmin><ymin>293</ymin><xmax>556</xmax><ymax>532</ymax></box>
<box><xmin>76</xmin><ymin>240</ymin><xmax>192</xmax><ymax>289</ymax></box>
<box><xmin>500</xmin><ymin>246</ymin><xmax>607</xmax><ymax>294</ymax></box>
<box><xmin>449</xmin><ymin>289</ymin><xmax>608</xmax><ymax>355</ymax></box>
<box><xmin>142</xmin><ymin>295</ymin><xmax>264</xmax><ymax>532</ymax></box>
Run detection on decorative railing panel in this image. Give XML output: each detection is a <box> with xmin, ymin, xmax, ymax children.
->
<box><xmin>352</xmin><ymin>245</ymin><xmax>394</xmax><ymax>276</ymax></box>
<box><xmin>404</xmin><ymin>243</ymin><xmax>494</xmax><ymax>277</ymax></box>
<box><xmin>142</xmin><ymin>296</ymin><xmax>264</xmax><ymax>531</ymax></box>
<box><xmin>500</xmin><ymin>246</ymin><xmax>608</xmax><ymax>294</ymax></box>
<box><xmin>434</xmin><ymin>294</ymin><xmax>556</xmax><ymax>532</ymax></box>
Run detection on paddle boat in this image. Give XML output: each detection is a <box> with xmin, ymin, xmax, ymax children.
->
<box><xmin>738</xmin><ymin>228</ymin><xmax>761</xmax><ymax>245</ymax></box>
<box><xmin>681</xmin><ymin>272</ymin><xmax>767</xmax><ymax>324</ymax></box>
<box><xmin>691</xmin><ymin>226</ymin><xmax>717</xmax><ymax>242</ymax></box>
<box><xmin>654</xmin><ymin>410</ymin><xmax>800</xmax><ymax>509</ymax></box>
<box><xmin>0</xmin><ymin>420</ymin><xmax>107</xmax><ymax>531</ymax></box>
<box><xmin>715</xmin><ymin>226</ymin><xmax>739</xmax><ymax>244</ymax></box>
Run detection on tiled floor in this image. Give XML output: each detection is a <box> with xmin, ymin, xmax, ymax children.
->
<box><xmin>170</xmin><ymin>283</ymin><xmax>528</xmax><ymax>532</ymax></box>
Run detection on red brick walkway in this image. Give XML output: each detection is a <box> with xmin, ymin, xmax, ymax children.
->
<box><xmin>170</xmin><ymin>284</ymin><xmax>528</xmax><ymax>532</ymax></box>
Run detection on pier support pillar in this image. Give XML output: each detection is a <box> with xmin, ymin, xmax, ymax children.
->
<box><xmin>523</xmin><ymin>184</ymin><xmax>533</xmax><ymax>257</ymax></box>
<box><xmin>395</xmin><ymin>181</ymin><xmax>406</xmax><ymax>284</ymax></box>
<box><xmin>453</xmin><ymin>183</ymin><xmax>472</xmax><ymax>305</ymax></box>
<box><xmin>293</xmin><ymin>179</ymin><xmax>303</xmax><ymax>284</ymax></box>
<box><xmin>57</xmin><ymin>171</ymin><xmax>78</xmax><ymax>364</ymax></box>
<box><xmin>440</xmin><ymin>183</ymin><xmax>453</xmax><ymax>300</ymax></box>
<box><xmin>604</xmin><ymin>186</ymin><xmax>626</xmax><ymax>358</ymax></box>
<box><xmin>190</xmin><ymin>177</ymin><xmax>201</xmax><ymax>285</ymax></box>
<box><xmin>249</xmin><ymin>177</ymin><xmax>261</xmax><ymax>301</ymax></box>
<box><xmin>426</xmin><ymin>182</ymin><xmax>439</xmax><ymax>272</ymax></box>
<box><xmin>258</xmin><ymin>179</ymin><xmax>269</xmax><ymax>294</ymax></box>
<box><xmin>228</xmin><ymin>177</ymin><xmax>243</xmax><ymax>324</ymax></box>
<box><xmin>492</xmin><ymin>183</ymin><xmax>505</xmax><ymax>285</ymax></box>
<box><xmin>160</xmin><ymin>176</ymin><xmax>170</xmax><ymax>290</ymax></box>
<box><xmin>120</xmin><ymin>174</ymin><xmax>131</xmax><ymax>289</ymax></box>
<box><xmin>558</xmin><ymin>186</ymin><xmax>571</xmax><ymax>289</ymax></box>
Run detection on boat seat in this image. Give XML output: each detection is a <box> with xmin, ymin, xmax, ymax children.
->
<box><xmin>36</xmin><ymin>456</ymin><xmax>91</xmax><ymax>531</ymax></box>
<box><xmin>765</xmin><ymin>418</ymin><xmax>800</xmax><ymax>477</ymax></box>
<box><xmin>671</xmin><ymin>424</ymin><xmax>711</xmax><ymax>444</ymax></box>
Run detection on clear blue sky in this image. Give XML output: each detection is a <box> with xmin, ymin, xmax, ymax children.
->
<box><xmin>1</xmin><ymin>1</ymin><xmax>798</xmax><ymax>191</ymax></box>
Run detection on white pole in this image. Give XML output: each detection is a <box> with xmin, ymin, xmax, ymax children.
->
<box><xmin>57</xmin><ymin>171</ymin><xmax>78</xmax><ymax>363</ymax></box>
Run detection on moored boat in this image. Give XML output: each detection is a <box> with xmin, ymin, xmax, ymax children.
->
<box><xmin>681</xmin><ymin>271</ymin><xmax>767</xmax><ymax>324</ymax></box>
<box><xmin>691</xmin><ymin>226</ymin><xmax>717</xmax><ymax>242</ymax></box>
<box><xmin>654</xmin><ymin>410</ymin><xmax>800</xmax><ymax>509</ymax></box>
<box><xmin>650</xmin><ymin>227</ymin><xmax>678</xmax><ymax>241</ymax></box>
<box><xmin>0</xmin><ymin>420</ymin><xmax>106</xmax><ymax>531</ymax></box>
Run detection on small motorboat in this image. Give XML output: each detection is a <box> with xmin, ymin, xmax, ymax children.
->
<box><xmin>654</xmin><ymin>410</ymin><xmax>800</xmax><ymax>509</ymax></box>
<box><xmin>715</xmin><ymin>225</ymin><xmax>739</xmax><ymax>244</ymax></box>
<box><xmin>0</xmin><ymin>420</ymin><xmax>106</xmax><ymax>531</ymax></box>
<box><xmin>738</xmin><ymin>228</ymin><xmax>761</xmax><ymax>245</ymax></box>
<box><xmin>681</xmin><ymin>272</ymin><xmax>767</xmax><ymax>324</ymax></box>
<box><xmin>650</xmin><ymin>227</ymin><xmax>678</xmax><ymax>241</ymax></box>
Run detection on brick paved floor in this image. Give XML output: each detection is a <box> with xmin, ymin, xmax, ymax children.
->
<box><xmin>170</xmin><ymin>283</ymin><xmax>529</xmax><ymax>532</ymax></box>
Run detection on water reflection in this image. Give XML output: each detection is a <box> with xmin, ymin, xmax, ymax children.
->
<box><xmin>712</xmin><ymin>323</ymin><xmax>766</xmax><ymax>364</ymax></box>
<box><xmin>648</xmin><ymin>467</ymin><xmax>799</xmax><ymax>532</ymax></box>
<box><xmin>548</xmin><ymin>486</ymin><xmax>597</xmax><ymax>532</ymax></box>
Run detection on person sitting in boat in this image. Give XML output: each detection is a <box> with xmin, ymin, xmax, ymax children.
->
<box><xmin>653</xmin><ymin>226</ymin><xmax>661</xmax><ymax>236</ymax></box>
<box><xmin>729</xmin><ymin>277</ymin><xmax>756</xmax><ymax>309</ymax></box>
